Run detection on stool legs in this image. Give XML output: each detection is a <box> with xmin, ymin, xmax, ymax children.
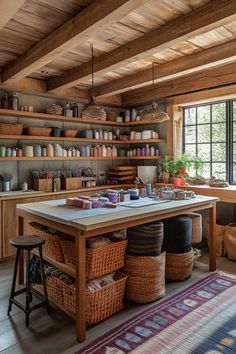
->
<box><xmin>8</xmin><ymin>248</ymin><xmax>20</xmax><ymax>315</ymax></box>
<box><xmin>39</xmin><ymin>246</ymin><xmax>50</xmax><ymax>314</ymax></box>
<box><xmin>25</xmin><ymin>250</ymin><xmax>31</xmax><ymax>327</ymax></box>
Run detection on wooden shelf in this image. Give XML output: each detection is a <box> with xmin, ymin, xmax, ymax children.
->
<box><xmin>33</xmin><ymin>284</ymin><xmax>75</xmax><ymax>320</ymax></box>
<box><xmin>0</xmin><ymin>134</ymin><xmax>165</xmax><ymax>144</ymax></box>
<box><xmin>32</xmin><ymin>250</ymin><xmax>75</xmax><ymax>277</ymax></box>
<box><xmin>0</xmin><ymin>109</ymin><xmax>164</xmax><ymax>127</ymax></box>
<box><xmin>0</xmin><ymin>156</ymin><xmax>162</xmax><ymax>161</ymax></box>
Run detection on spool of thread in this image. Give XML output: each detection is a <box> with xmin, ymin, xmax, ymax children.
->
<box><xmin>83</xmin><ymin>200</ymin><xmax>92</xmax><ymax>209</ymax></box>
<box><xmin>98</xmin><ymin>197</ymin><xmax>109</xmax><ymax>204</ymax></box>
<box><xmin>108</xmin><ymin>192</ymin><xmax>118</xmax><ymax>203</ymax></box>
<box><xmin>92</xmin><ymin>200</ymin><xmax>102</xmax><ymax>208</ymax></box>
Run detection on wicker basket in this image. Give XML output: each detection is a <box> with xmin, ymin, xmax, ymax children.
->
<box><xmin>28</xmin><ymin>127</ymin><xmax>52</xmax><ymax>136</ymax></box>
<box><xmin>30</xmin><ymin>223</ymin><xmax>64</xmax><ymax>262</ymax></box>
<box><xmin>47</xmin><ymin>276</ymin><xmax>64</xmax><ymax>305</ymax></box>
<box><xmin>60</xmin><ymin>239</ymin><xmax>127</xmax><ymax>279</ymax></box>
<box><xmin>124</xmin><ymin>253</ymin><xmax>166</xmax><ymax>303</ymax></box>
<box><xmin>0</xmin><ymin>123</ymin><xmax>23</xmax><ymax>135</ymax></box>
<box><xmin>62</xmin><ymin>272</ymin><xmax>127</xmax><ymax>324</ymax></box>
<box><xmin>165</xmin><ymin>249</ymin><xmax>194</xmax><ymax>281</ymax></box>
<box><xmin>63</xmin><ymin>129</ymin><xmax>77</xmax><ymax>137</ymax></box>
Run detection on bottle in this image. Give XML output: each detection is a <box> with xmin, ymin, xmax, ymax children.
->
<box><xmin>125</xmin><ymin>110</ymin><xmax>130</xmax><ymax>122</ymax></box>
<box><xmin>146</xmin><ymin>179</ymin><xmax>152</xmax><ymax>196</ymax></box>
<box><xmin>94</xmin><ymin>130</ymin><xmax>99</xmax><ymax>139</ymax></box>
<box><xmin>131</xmin><ymin>109</ymin><xmax>137</xmax><ymax>121</ymax></box>
<box><xmin>72</xmin><ymin>103</ymin><xmax>78</xmax><ymax>117</ymax></box>
<box><xmin>52</xmin><ymin>178</ymin><xmax>57</xmax><ymax>192</ymax></box>
<box><xmin>102</xmin><ymin>145</ymin><xmax>107</xmax><ymax>157</ymax></box>
<box><xmin>9</xmin><ymin>92</ymin><xmax>19</xmax><ymax>110</ymax></box>
<box><xmin>104</xmin><ymin>130</ymin><xmax>108</xmax><ymax>140</ymax></box>
<box><xmin>145</xmin><ymin>144</ymin><xmax>150</xmax><ymax>156</ymax></box>
<box><xmin>1</xmin><ymin>92</ymin><xmax>8</xmax><ymax>109</ymax></box>
<box><xmin>64</xmin><ymin>102</ymin><xmax>73</xmax><ymax>117</ymax></box>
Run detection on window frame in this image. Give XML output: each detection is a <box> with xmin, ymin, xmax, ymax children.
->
<box><xmin>183</xmin><ymin>99</ymin><xmax>233</xmax><ymax>183</ymax></box>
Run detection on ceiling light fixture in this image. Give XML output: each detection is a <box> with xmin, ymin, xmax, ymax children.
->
<box><xmin>141</xmin><ymin>62</ymin><xmax>169</xmax><ymax>122</ymax></box>
<box><xmin>82</xmin><ymin>44</ymin><xmax>106</xmax><ymax>121</ymax></box>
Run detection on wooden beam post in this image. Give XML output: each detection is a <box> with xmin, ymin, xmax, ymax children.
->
<box><xmin>47</xmin><ymin>0</ymin><xmax>236</xmax><ymax>92</ymax></box>
<box><xmin>1</xmin><ymin>0</ymin><xmax>147</xmax><ymax>83</ymax></box>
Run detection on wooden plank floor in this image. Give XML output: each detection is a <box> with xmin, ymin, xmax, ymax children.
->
<box><xmin>0</xmin><ymin>255</ymin><xmax>235</xmax><ymax>354</ymax></box>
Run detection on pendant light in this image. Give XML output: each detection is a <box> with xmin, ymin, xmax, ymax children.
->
<box><xmin>82</xmin><ymin>44</ymin><xmax>106</xmax><ymax>120</ymax></box>
<box><xmin>141</xmin><ymin>62</ymin><xmax>169</xmax><ymax>122</ymax></box>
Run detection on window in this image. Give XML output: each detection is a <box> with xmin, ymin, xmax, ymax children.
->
<box><xmin>183</xmin><ymin>100</ymin><xmax>231</xmax><ymax>182</ymax></box>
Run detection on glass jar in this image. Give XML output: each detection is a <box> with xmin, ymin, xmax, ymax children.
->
<box><xmin>9</xmin><ymin>92</ymin><xmax>19</xmax><ymax>110</ymax></box>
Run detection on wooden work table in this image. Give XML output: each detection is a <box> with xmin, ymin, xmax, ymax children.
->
<box><xmin>17</xmin><ymin>195</ymin><xmax>218</xmax><ymax>342</ymax></box>
<box><xmin>184</xmin><ymin>185</ymin><xmax>236</xmax><ymax>203</ymax></box>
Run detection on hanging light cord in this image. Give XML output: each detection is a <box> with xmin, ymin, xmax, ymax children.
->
<box><xmin>152</xmin><ymin>61</ymin><xmax>158</xmax><ymax>99</ymax></box>
<box><xmin>90</xmin><ymin>43</ymin><xmax>94</xmax><ymax>92</ymax></box>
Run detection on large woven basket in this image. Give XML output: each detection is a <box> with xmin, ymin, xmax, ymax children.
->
<box><xmin>30</xmin><ymin>223</ymin><xmax>64</xmax><ymax>262</ymax></box>
<box><xmin>60</xmin><ymin>239</ymin><xmax>127</xmax><ymax>279</ymax></box>
<box><xmin>62</xmin><ymin>272</ymin><xmax>127</xmax><ymax>324</ymax></box>
<box><xmin>124</xmin><ymin>253</ymin><xmax>166</xmax><ymax>303</ymax></box>
<box><xmin>0</xmin><ymin>122</ymin><xmax>23</xmax><ymax>135</ymax></box>
<box><xmin>165</xmin><ymin>249</ymin><xmax>194</xmax><ymax>281</ymax></box>
<box><xmin>47</xmin><ymin>276</ymin><xmax>64</xmax><ymax>305</ymax></box>
<box><xmin>28</xmin><ymin>127</ymin><xmax>52</xmax><ymax>136</ymax></box>
<box><xmin>63</xmin><ymin>129</ymin><xmax>77</xmax><ymax>137</ymax></box>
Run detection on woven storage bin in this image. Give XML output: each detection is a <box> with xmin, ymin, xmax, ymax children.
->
<box><xmin>165</xmin><ymin>249</ymin><xmax>194</xmax><ymax>281</ymax></box>
<box><xmin>63</xmin><ymin>129</ymin><xmax>77</xmax><ymax>137</ymax></box>
<box><xmin>28</xmin><ymin>127</ymin><xmax>52</xmax><ymax>136</ymax></box>
<box><xmin>62</xmin><ymin>272</ymin><xmax>127</xmax><ymax>324</ymax></box>
<box><xmin>47</xmin><ymin>276</ymin><xmax>64</xmax><ymax>305</ymax></box>
<box><xmin>0</xmin><ymin>123</ymin><xmax>23</xmax><ymax>135</ymax></box>
<box><xmin>60</xmin><ymin>239</ymin><xmax>127</xmax><ymax>279</ymax></box>
<box><xmin>206</xmin><ymin>222</ymin><xmax>228</xmax><ymax>256</ymax></box>
<box><xmin>224</xmin><ymin>229</ymin><xmax>236</xmax><ymax>261</ymax></box>
<box><xmin>124</xmin><ymin>253</ymin><xmax>166</xmax><ymax>303</ymax></box>
<box><xmin>30</xmin><ymin>223</ymin><xmax>64</xmax><ymax>262</ymax></box>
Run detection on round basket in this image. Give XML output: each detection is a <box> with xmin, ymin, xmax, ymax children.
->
<box><xmin>165</xmin><ymin>249</ymin><xmax>194</xmax><ymax>281</ymax></box>
<box><xmin>28</xmin><ymin>127</ymin><xmax>52</xmax><ymax>136</ymax></box>
<box><xmin>124</xmin><ymin>253</ymin><xmax>166</xmax><ymax>303</ymax></box>
<box><xmin>0</xmin><ymin>123</ymin><xmax>23</xmax><ymax>135</ymax></box>
<box><xmin>63</xmin><ymin>129</ymin><xmax>77</xmax><ymax>138</ymax></box>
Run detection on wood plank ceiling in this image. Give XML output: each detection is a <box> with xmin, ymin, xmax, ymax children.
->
<box><xmin>0</xmin><ymin>0</ymin><xmax>236</xmax><ymax>105</ymax></box>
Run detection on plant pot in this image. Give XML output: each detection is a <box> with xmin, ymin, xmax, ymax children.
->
<box><xmin>176</xmin><ymin>169</ymin><xmax>188</xmax><ymax>175</ymax></box>
<box><xmin>173</xmin><ymin>177</ymin><xmax>186</xmax><ymax>187</ymax></box>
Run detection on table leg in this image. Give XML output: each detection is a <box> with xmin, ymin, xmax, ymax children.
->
<box><xmin>75</xmin><ymin>232</ymin><xmax>86</xmax><ymax>342</ymax></box>
<box><xmin>209</xmin><ymin>203</ymin><xmax>216</xmax><ymax>271</ymax></box>
<box><xmin>17</xmin><ymin>215</ymin><xmax>24</xmax><ymax>284</ymax></box>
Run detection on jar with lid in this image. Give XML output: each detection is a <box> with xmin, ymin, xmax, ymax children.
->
<box><xmin>9</xmin><ymin>92</ymin><xmax>19</xmax><ymax>110</ymax></box>
<box><xmin>108</xmin><ymin>131</ymin><xmax>113</xmax><ymax>140</ymax></box>
<box><xmin>94</xmin><ymin>130</ymin><xmax>99</xmax><ymax>139</ymax></box>
<box><xmin>1</xmin><ymin>92</ymin><xmax>8</xmax><ymax>109</ymax></box>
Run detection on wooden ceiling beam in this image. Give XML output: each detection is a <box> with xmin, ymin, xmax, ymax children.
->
<box><xmin>1</xmin><ymin>0</ymin><xmax>146</xmax><ymax>84</ymax></box>
<box><xmin>93</xmin><ymin>39</ymin><xmax>236</xmax><ymax>97</ymax></box>
<box><xmin>121</xmin><ymin>62</ymin><xmax>236</xmax><ymax>106</ymax></box>
<box><xmin>0</xmin><ymin>0</ymin><xmax>25</xmax><ymax>31</ymax></box>
<box><xmin>47</xmin><ymin>0</ymin><xmax>236</xmax><ymax>92</ymax></box>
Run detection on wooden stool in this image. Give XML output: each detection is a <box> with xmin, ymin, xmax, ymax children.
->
<box><xmin>8</xmin><ymin>235</ymin><xmax>50</xmax><ymax>327</ymax></box>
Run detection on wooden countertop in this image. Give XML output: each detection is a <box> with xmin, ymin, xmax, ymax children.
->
<box><xmin>17</xmin><ymin>195</ymin><xmax>218</xmax><ymax>232</ymax></box>
<box><xmin>0</xmin><ymin>184</ymin><xmax>132</xmax><ymax>201</ymax></box>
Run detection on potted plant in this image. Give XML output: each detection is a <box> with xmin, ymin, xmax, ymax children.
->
<box><xmin>163</xmin><ymin>156</ymin><xmax>176</xmax><ymax>183</ymax></box>
<box><xmin>192</xmin><ymin>154</ymin><xmax>204</xmax><ymax>176</ymax></box>
<box><xmin>175</xmin><ymin>153</ymin><xmax>193</xmax><ymax>175</ymax></box>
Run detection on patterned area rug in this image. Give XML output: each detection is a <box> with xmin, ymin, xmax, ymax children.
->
<box><xmin>76</xmin><ymin>273</ymin><xmax>236</xmax><ymax>354</ymax></box>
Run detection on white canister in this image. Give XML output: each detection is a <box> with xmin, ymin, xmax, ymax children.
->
<box><xmin>142</xmin><ymin>130</ymin><xmax>152</xmax><ymax>139</ymax></box>
<box><xmin>22</xmin><ymin>182</ymin><xmax>28</xmax><ymax>191</ymax></box>
<box><xmin>135</xmin><ymin>132</ymin><xmax>142</xmax><ymax>140</ymax></box>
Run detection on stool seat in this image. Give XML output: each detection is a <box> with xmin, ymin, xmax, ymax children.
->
<box><xmin>10</xmin><ymin>235</ymin><xmax>45</xmax><ymax>249</ymax></box>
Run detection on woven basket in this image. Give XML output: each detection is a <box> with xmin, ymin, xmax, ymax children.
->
<box><xmin>62</xmin><ymin>272</ymin><xmax>127</xmax><ymax>324</ymax></box>
<box><xmin>165</xmin><ymin>249</ymin><xmax>194</xmax><ymax>281</ymax></box>
<box><xmin>63</xmin><ymin>129</ymin><xmax>77</xmax><ymax>137</ymax></box>
<box><xmin>30</xmin><ymin>223</ymin><xmax>64</xmax><ymax>262</ymax></box>
<box><xmin>124</xmin><ymin>253</ymin><xmax>166</xmax><ymax>303</ymax></box>
<box><xmin>47</xmin><ymin>276</ymin><xmax>64</xmax><ymax>305</ymax></box>
<box><xmin>60</xmin><ymin>239</ymin><xmax>127</xmax><ymax>279</ymax></box>
<box><xmin>28</xmin><ymin>127</ymin><xmax>52</xmax><ymax>136</ymax></box>
<box><xmin>0</xmin><ymin>123</ymin><xmax>23</xmax><ymax>135</ymax></box>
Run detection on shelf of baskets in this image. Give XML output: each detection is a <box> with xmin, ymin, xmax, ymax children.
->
<box><xmin>0</xmin><ymin>134</ymin><xmax>165</xmax><ymax>144</ymax></box>
<box><xmin>0</xmin><ymin>156</ymin><xmax>162</xmax><ymax>161</ymax></box>
<box><xmin>0</xmin><ymin>109</ymin><xmax>163</xmax><ymax>127</ymax></box>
